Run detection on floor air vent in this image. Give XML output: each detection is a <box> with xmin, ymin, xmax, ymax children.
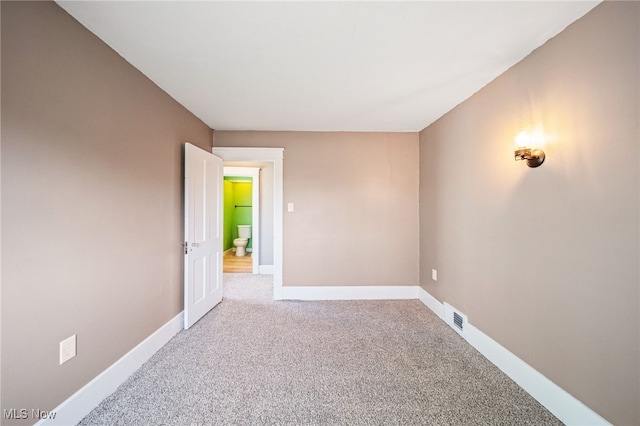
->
<box><xmin>453</xmin><ymin>311</ymin><xmax>464</xmax><ymax>331</ymax></box>
<box><xmin>444</xmin><ymin>303</ymin><xmax>467</xmax><ymax>337</ymax></box>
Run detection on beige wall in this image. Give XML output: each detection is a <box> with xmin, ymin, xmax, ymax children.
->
<box><xmin>3</xmin><ymin>1</ymin><xmax>635</xmax><ymax>424</ymax></box>
<box><xmin>1</xmin><ymin>1</ymin><xmax>212</xmax><ymax>421</ymax></box>
<box><xmin>215</xmin><ymin>132</ymin><xmax>420</xmax><ymax>287</ymax></box>
<box><xmin>419</xmin><ymin>2</ymin><xmax>639</xmax><ymax>424</ymax></box>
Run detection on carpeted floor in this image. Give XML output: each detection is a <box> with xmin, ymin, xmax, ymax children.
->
<box><xmin>78</xmin><ymin>274</ymin><xmax>561</xmax><ymax>425</ymax></box>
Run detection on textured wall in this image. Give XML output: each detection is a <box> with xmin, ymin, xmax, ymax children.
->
<box><xmin>215</xmin><ymin>131</ymin><xmax>420</xmax><ymax>287</ymax></box>
<box><xmin>1</xmin><ymin>1</ymin><xmax>212</xmax><ymax>421</ymax></box>
<box><xmin>419</xmin><ymin>2</ymin><xmax>639</xmax><ymax>424</ymax></box>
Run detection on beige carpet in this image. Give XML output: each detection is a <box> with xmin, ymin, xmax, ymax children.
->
<box><xmin>79</xmin><ymin>274</ymin><xmax>561</xmax><ymax>425</ymax></box>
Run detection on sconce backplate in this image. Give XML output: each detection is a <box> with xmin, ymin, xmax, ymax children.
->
<box><xmin>526</xmin><ymin>149</ymin><xmax>545</xmax><ymax>168</ymax></box>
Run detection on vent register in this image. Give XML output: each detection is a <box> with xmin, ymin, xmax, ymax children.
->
<box><xmin>444</xmin><ymin>302</ymin><xmax>468</xmax><ymax>336</ymax></box>
<box><xmin>453</xmin><ymin>311</ymin><xmax>464</xmax><ymax>331</ymax></box>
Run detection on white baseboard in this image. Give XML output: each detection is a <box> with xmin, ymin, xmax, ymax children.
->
<box><xmin>417</xmin><ymin>287</ymin><xmax>610</xmax><ymax>426</ymax></box>
<box><xmin>417</xmin><ymin>286</ymin><xmax>445</xmax><ymax>320</ymax></box>
<box><xmin>259</xmin><ymin>265</ymin><xmax>274</xmax><ymax>275</ymax></box>
<box><xmin>38</xmin><ymin>312</ymin><xmax>184</xmax><ymax>426</ymax></box>
<box><xmin>281</xmin><ymin>285</ymin><xmax>419</xmax><ymax>300</ymax></box>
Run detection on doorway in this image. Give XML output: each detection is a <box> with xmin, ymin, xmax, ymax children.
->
<box><xmin>213</xmin><ymin>147</ymin><xmax>284</xmax><ymax>299</ymax></box>
<box><xmin>223</xmin><ymin>167</ymin><xmax>260</xmax><ymax>274</ymax></box>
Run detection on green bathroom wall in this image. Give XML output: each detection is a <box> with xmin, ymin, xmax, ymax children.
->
<box><xmin>231</xmin><ymin>181</ymin><xmax>253</xmax><ymax>249</ymax></box>
<box><xmin>223</xmin><ymin>180</ymin><xmax>235</xmax><ymax>251</ymax></box>
<box><xmin>223</xmin><ymin>177</ymin><xmax>253</xmax><ymax>251</ymax></box>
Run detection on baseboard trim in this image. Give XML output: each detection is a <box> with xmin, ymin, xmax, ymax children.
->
<box><xmin>417</xmin><ymin>286</ymin><xmax>445</xmax><ymax>320</ymax></box>
<box><xmin>259</xmin><ymin>265</ymin><xmax>274</xmax><ymax>275</ymax></box>
<box><xmin>417</xmin><ymin>287</ymin><xmax>610</xmax><ymax>426</ymax></box>
<box><xmin>38</xmin><ymin>312</ymin><xmax>184</xmax><ymax>426</ymax></box>
<box><xmin>281</xmin><ymin>285</ymin><xmax>419</xmax><ymax>300</ymax></box>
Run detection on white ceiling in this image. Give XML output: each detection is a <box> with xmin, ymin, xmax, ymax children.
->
<box><xmin>57</xmin><ymin>1</ymin><xmax>600</xmax><ymax>132</ymax></box>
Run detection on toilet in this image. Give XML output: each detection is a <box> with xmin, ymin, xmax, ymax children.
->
<box><xmin>233</xmin><ymin>225</ymin><xmax>252</xmax><ymax>257</ymax></box>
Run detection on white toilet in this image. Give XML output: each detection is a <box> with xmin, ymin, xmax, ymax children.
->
<box><xmin>233</xmin><ymin>225</ymin><xmax>252</xmax><ymax>257</ymax></box>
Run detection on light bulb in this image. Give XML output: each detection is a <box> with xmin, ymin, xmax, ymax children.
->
<box><xmin>514</xmin><ymin>130</ymin><xmax>530</xmax><ymax>148</ymax></box>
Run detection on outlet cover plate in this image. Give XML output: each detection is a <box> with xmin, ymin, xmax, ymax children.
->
<box><xmin>60</xmin><ymin>334</ymin><xmax>77</xmax><ymax>365</ymax></box>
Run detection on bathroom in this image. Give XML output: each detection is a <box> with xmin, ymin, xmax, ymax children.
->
<box><xmin>223</xmin><ymin>172</ymin><xmax>255</xmax><ymax>273</ymax></box>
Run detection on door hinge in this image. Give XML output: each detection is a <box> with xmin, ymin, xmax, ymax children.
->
<box><xmin>184</xmin><ymin>241</ymin><xmax>188</xmax><ymax>255</ymax></box>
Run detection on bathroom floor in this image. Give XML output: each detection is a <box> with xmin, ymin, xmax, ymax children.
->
<box><xmin>223</xmin><ymin>250</ymin><xmax>252</xmax><ymax>273</ymax></box>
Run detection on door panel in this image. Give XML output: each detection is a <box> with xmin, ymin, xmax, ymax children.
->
<box><xmin>184</xmin><ymin>143</ymin><xmax>223</xmax><ymax>329</ymax></box>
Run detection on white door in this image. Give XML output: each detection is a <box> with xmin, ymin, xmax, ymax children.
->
<box><xmin>184</xmin><ymin>143</ymin><xmax>223</xmax><ymax>329</ymax></box>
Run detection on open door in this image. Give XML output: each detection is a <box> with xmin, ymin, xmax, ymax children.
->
<box><xmin>184</xmin><ymin>143</ymin><xmax>223</xmax><ymax>329</ymax></box>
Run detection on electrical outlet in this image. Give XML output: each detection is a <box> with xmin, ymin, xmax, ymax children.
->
<box><xmin>432</xmin><ymin>269</ymin><xmax>438</xmax><ymax>281</ymax></box>
<box><xmin>60</xmin><ymin>334</ymin><xmax>77</xmax><ymax>365</ymax></box>
<box><xmin>287</xmin><ymin>203</ymin><xmax>294</xmax><ymax>212</ymax></box>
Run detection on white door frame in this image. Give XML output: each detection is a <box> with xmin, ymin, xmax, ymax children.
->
<box><xmin>223</xmin><ymin>166</ymin><xmax>260</xmax><ymax>274</ymax></box>
<box><xmin>213</xmin><ymin>147</ymin><xmax>284</xmax><ymax>299</ymax></box>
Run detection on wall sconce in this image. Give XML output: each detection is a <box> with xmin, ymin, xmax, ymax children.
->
<box><xmin>514</xmin><ymin>130</ymin><xmax>545</xmax><ymax>168</ymax></box>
